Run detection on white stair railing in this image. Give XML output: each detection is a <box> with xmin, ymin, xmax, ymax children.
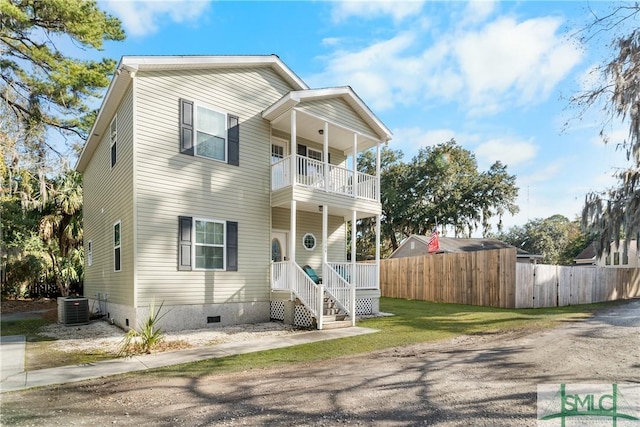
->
<box><xmin>323</xmin><ymin>263</ymin><xmax>353</xmax><ymax>316</ymax></box>
<box><xmin>272</xmin><ymin>261</ymin><xmax>322</xmax><ymax>322</ymax></box>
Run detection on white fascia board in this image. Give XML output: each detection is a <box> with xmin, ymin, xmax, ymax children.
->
<box><xmin>263</xmin><ymin>87</ymin><xmax>393</xmax><ymax>143</ymax></box>
<box><xmin>121</xmin><ymin>55</ymin><xmax>308</xmax><ymax>90</ymax></box>
<box><xmin>76</xmin><ymin>59</ymin><xmax>132</xmax><ymax>172</ymax></box>
<box><xmin>299</xmin><ymin>87</ymin><xmax>393</xmax><ymax>142</ymax></box>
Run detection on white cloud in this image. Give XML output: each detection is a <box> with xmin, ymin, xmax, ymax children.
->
<box><xmin>392</xmin><ymin>127</ymin><xmax>456</xmax><ymax>157</ymax></box>
<box><xmin>310</xmin><ymin>14</ymin><xmax>582</xmax><ymax>115</ymax></box>
<box><xmin>331</xmin><ymin>1</ymin><xmax>425</xmax><ymax>23</ymax></box>
<box><xmin>475</xmin><ymin>138</ymin><xmax>538</xmax><ymax>168</ymax></box>
<box><xmin>520</xmin><ymin>161</ymin><xmax>564</xmax><ymax>184</ymax></box>
<box><xmin>454</xmin><ymin>17</ymin><xmax>583</xmax><ymax>114</ymax></box>
<box><xmin>321</xmin><ymin>37</ymin><xmax>341</xmax><ymax>47</ymax></box>
<box><xmin>103</xmin><ymin>0</ymin><xmax>211</xmax><ymax>37</ymax></box>
<box><xmin>310</xmin><ymin>33</ymin><xmax>422</xmax><ymax>110</ymax></box>
<box><xmin>461</xmin><ymin>0</ymin><xmax>497</xmax><ymax>25</ymax></box>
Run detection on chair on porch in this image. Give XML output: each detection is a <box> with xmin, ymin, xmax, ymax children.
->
<box><xmin>302</xmin><ymin>265</ymin><xmax>322</xmax><ymax>284</ymax></box>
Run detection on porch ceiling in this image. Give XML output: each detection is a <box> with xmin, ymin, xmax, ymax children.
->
<box><xmin>269</xmin><ymin>109</ymin><xmax>380</xmax><ymax>154</ymax></box>
<box><xmin>274</xmin><ymin>198</ymin><xmax>379</xmax><ymax>220</ymax></box>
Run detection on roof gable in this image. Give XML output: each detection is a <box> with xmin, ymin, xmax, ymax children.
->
<box><xmin>76</xmin><ymin>55</ymin><xmax>306</xmax><ymax>172</ymax></box>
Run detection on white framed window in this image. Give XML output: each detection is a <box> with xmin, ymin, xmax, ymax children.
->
<box><xmin>302</xmin><ymin>233</ymin><xmax>316</xmax><ymax>251</ymax></box>
<box><xmin>113</xmin><ymin>221</ymin><xmax>121</xmax><ymax>272</ymax></box>
<box><xmin>194</xmin><ymin>218</ymin><xmax>226</xmax><ymax>270</ymax></box>
<box><xmin>271</xmin><ymin>144</ymin><xmax>285</xmax><ymax>163</ymax></box>
<box><xmin>195</xmin><ymin>104</ymin><xmax>227</xmax><ymax>162</ymax></box>
<box><xmin>110</xmin><ymin>115</ymin><xmax>117</xmax><ymax>168</ymax></box>
<box><xmin>87</xmin><ymin>240</ymin><xmax>93</xmax><ymax>267</ymax></box>
<box><xmin>307</xmin><ymin>148</ymin><xmax>323</xmax><ymax>161</ymax></box>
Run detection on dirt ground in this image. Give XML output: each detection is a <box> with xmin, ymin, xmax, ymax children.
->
<box><xmin>1</xmin><ymin>299</ymin><xmax>57</xmax><ymax>314</ymax></box>
<box><xmin>1</xmin><ymin>299</ymin><xmax>639</xmax><ymax>426</ymax></box>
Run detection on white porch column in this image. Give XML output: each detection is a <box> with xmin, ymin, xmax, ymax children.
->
<box><xmin>350</xmin><ymin>209</ymin><xmax>357</xmax><ymax>326</ymax></box>
<box><xmin>375</xmin><ymin>214</ymin><xmax>381</xmax><ymax>291</ymax></box>
<box><xmin>323</xmin><ymin>122</ymin><xmax>329</xmax><ymax>192</ymax></box>
<box><xmin>375</xmin><ymin>142</ymin><xmax>381</xmax><ymax>202</ymax></box>
<box><xmin>289</xmin><ymin>200</ymin><xmax>297</xmax><ymax>270</ymax></box>
<box><xmin>290</xmin><ymin>110</ymin><xmax>297</xmax><ymax>187</ymax></box>
<box><xmin>322</xmin><ymin>204</ymin><xmax>328</xmax><ymax>277</ymax></box>
<box><xmin>352</xmin><ymin>133</ymin><xmax>358</xmax><ymax>198</ymax></box>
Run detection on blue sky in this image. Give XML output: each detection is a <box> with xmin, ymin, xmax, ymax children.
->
<box><xmin>95</xmin><ymin>0</ymin><xmax>628</xmax><ymax>233</ymax></box>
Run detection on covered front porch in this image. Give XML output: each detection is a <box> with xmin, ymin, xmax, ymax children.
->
<box><xmin>269</xmin><ymin>203</ymin><xmax>382</xmax><ymax>329</ymax></box>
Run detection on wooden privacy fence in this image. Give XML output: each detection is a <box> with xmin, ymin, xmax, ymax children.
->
<box><xmin>380</xmin><ymin>248</ymin><xmax>517</xmax><ymax>308</ymax></box>
<box><xmin>515</xmin><ymin>264</ymin><xmax>640</xmax><ymax>308</ymax></box>
<box><xmin>379</xmin><ymin>248</ymin><xmax>640</xmax><ymax>308</ymax></box>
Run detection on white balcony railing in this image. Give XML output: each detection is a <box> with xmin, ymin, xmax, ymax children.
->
<box><xmin>271</xmin><ymin>155</ymin><xmax>378</xmax><ymax>202</ymax></box>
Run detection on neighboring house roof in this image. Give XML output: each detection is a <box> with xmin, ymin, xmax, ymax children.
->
<box><xmin>418</xmin><ymin>236</ymin><xmax>514</xmax><ymax>253</ymax></box>
<box><xmin>76</xmin><ymin>55</ymin><xmax>309</xmax><ymax>172</ymax></box>
<box><xmin>389</xmin><ymin>235</ymin><xmax>542</xmax><ymax>260</ymax></box>
<box><xmin>574</xmin><ymin>242</ymin><xmax>596</xmax><ymax>264</ymax></box>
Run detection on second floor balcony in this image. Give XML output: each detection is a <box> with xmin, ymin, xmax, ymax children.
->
<box><xmin>272</xmin><ymin>155</ymin><xmax>379</xmax><ymax>202</ymax></box>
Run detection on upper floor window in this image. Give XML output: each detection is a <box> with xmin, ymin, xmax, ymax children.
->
<box><xmin>179</xmin><ymin>98</ymin><xmax>239</xmax><ymax>166</ymax></box>
<box><xmin>196</xmin><ymin>106</ymin><xmax>227</xmax><ymax>162</ymax></box>
<box><xmin>307</xmin><ymin>148</ymin><xmax>323</xmax><ymax>162</ymax></box>
<box><xmin>271</xmin><ymin>144</ymin><xmax>285</xmax><ymax>163</ymax></box>
<box><xmin>110</xmin><ymin>115</ymin><xmax>117</xmax><ymax>168</ymax></box>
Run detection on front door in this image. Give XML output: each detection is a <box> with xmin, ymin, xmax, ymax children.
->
<box><xmin>271</xmin><ymin>231</ymin><xmax>288</xmax><ymax>262</ymax></box>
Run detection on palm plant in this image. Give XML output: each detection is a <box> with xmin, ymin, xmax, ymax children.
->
<box><xmin>118</xmin><ymin>301</ymin><xmax>168</xmax><ymax>357</ymax></box>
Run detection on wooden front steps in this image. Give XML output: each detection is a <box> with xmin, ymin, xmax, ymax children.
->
<box><xmin>321</xmin><ymin>296</ymin><xmax>351</xmax><ymax>329</ymax></box>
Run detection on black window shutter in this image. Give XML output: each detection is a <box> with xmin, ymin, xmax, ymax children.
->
<box><xmin>227</xmin><ymin>114</ymin><xmax>239</xmax><ymax>166</ymax></box>
<box><xmin>226</xmin><ymin>221</ymin><xmax>238</xmax><ymax>271</ymax></box>
<box><xmin>178</xmin><ymin>216</ymin><xmax>193</xmax><ymax>271</ymax></box>
<box><xmin>179</xmin><ymin>99</ymin><xmax>194</xmax><ymax>156</ymax></box>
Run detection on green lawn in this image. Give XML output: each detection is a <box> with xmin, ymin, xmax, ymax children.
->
<box><xmin>149</xmin><ymin>297</ymin><xmax>610</xmax><ymax>378</ymax></box>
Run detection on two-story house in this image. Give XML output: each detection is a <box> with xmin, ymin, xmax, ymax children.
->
<box><xmin>76</xmin><ymin>55</ymin><xmax>391</xmax><ymax>331</ymax></box>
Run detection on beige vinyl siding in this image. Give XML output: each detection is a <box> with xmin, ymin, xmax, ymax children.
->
<box><xmin>134</xmin><ymin>67</ymin><xmax>294</xmax><ymax>306</ymax></box>
<box><xmin>83</xmin><ymin>85</ymin><xmax>135</xmax><ymax>306</ymax></box>
<box><xmin>298</xmin><ymin>98</ymin><xmax>379</xmax><ymax>141</ymax></box>
<box><xmin>272</xmin><ymin>207</ymin><xmax>346</xmax><ymax>271</ymax></box>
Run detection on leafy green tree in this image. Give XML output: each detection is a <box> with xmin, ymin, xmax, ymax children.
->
<box><xmin>1</xmin><ymin>0</ymin><xmax>123</xmax><ymax>296</ymax></box>
<box><xmin>571</xmin><ymin>4</ymin><xmax>640</xmax><ymax>256</ymax></box>
<box><xmin>39</xmin><ymin>170</ymin><xmax>83</xmax><ymax>295</ymax></box>
<box><xmin>496</xmin><ymin>215</ymin><xmax>592</xmax><ymax>265</ymax></box>
<box><xmin>357</xmin><ymin>140</ymin><xmax>519</xmax><ymax>256</ymax></box>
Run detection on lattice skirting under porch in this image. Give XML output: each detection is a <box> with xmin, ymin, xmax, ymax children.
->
<box><xmin>355</xmin><ymin>297</ymin><xmax>373</xmax><ymax>315</ymax></box>
<box><xmin>270</xmin><ymin>301</ymin><xmax>285</xmax><ymax>321</ymax></box>
<box><xmin>293</xmin><ymin>305</ymin><xmax>314</xmax><ymax>328</ymax></box>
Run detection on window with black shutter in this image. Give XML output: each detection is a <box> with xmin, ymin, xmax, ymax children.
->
<box><xmin>179</xmin><ymin>98</ymin><xmax>239</xmax><ymax>165</ymax></box>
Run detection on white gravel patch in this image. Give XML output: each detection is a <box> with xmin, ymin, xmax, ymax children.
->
<box><xmin>39</xmin><ymin>321</ymin><xmax>301</xmax><ymax>354</ymax></box>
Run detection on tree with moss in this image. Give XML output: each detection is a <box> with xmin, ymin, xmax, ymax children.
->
<box><xmin>572</xmin><ymin>3</ymin><xmax>640</xmax><ymax>257</ymax></box>
<box><xmin>495</xmin><ymin>215</ymin><xmax>594</xmax><ymax>265</ymax></box>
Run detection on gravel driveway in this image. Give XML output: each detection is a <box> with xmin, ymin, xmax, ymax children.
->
<box><xmin>2</xmin><ymin>299</ymin><xmax>639</xmax><ymax>426</ymax></box>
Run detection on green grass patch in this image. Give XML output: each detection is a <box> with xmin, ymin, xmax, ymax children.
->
<box><xmin>149</xmin><ymin>297</ymin><xmax>607</xmax><ymax>378</ymax></box>
<box><xmin>1</xmin><ymin>319</ymin><xmax>52</xmax><ymax>340</ymax></box>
